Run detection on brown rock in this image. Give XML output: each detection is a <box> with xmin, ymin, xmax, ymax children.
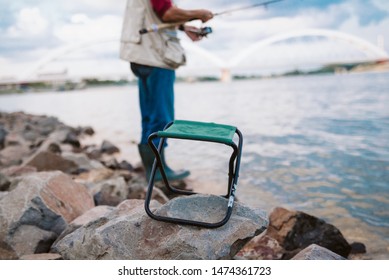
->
<box><xmin>266</xmin><ymin>207</ymin><xmax>351</xmax><ymax>258</ymax></box>
<box><xmin>23</xmin><ymin>151</ymin><xmax>78</xmax><ymax>173</ymax></box>
<box><xmin>0</xmin><ymin>171</ymin><xmax>95</xmax><ymax>259</ymax></box>
<box><xmin>74</xmin><ymin>168</ymin><xmax>114</xmax><ymax>183</ymax></box>
<box><xmin>1</xmin><ymin>165</ymin><xmax>37</xmax><ymax>177</ymax></box>
<box><xmin>236</xmin><ymin>234</ymin><xmax>284</xmax><ymax>260</ymax></box>
<box><xmin>0</xmin><ymin>144</ymin><xmax>30</xmax><ymax>167</ymax></box>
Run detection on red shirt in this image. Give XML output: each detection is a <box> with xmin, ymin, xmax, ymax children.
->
<box><xmin>151</xmin><ymin>0</ymin><xmax>173</xmax><ymax>19</ymax></box>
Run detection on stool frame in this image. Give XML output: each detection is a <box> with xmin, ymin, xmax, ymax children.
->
<box><xmin>144</xmin><ymin>121</ymin><xmax>243</xmax><ymax>228</ymax></box>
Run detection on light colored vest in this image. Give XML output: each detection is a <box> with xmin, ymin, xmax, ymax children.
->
<box><xmin>120</xmin><ymin>0</ymin><xmax>186</xmax><ymax>69</ymax></box>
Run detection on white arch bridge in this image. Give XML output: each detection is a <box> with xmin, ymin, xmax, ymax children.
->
<box><xmin>21</xmin><ymin>28</ymin><xmax>389</xmax><ymax>81</ymax></box>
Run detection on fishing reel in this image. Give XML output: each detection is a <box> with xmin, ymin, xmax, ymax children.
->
<box><xmin>197</xmin><ymin>26</ymin><xmax>213</xmax><ymax>37</ymax></box>
<box><xmin>179</xmin><ymin>25</ymin><xmax>213</xmax><ymax>37</ymax></box>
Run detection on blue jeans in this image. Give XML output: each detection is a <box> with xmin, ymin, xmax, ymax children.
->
<box><xmin>131</xmin><ymin>63</ymin><xmax>175</xmax><ymax>146</ymax></box>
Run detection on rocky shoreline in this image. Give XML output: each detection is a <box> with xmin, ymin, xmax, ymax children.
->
<box><xmin>0</xmin><ymin>111</ymin><xmax>366</xmax><ymax>260</ymax></box>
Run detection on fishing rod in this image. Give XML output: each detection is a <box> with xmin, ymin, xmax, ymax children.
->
<box><xmin>139</xmin><ymin>0</ymin><xmax>285</xmax><ymax>36</ymax></box>
<box><xmin>213</xmin><ymin>0</ymin><xmax>285</xmax><ymax>16</ymax></box>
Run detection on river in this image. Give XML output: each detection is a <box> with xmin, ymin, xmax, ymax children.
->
<box><xmin>1</xmin><ymin>72</ymin><xmax>388</xmax><ymax>259</ymax></box>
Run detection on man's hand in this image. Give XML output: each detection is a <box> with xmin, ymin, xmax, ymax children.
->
<box><xmin>197</xmin><ymin>9</ymin><xmax>214</xmax><ymax>23</ymax></box>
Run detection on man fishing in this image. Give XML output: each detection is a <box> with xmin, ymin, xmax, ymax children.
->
<box><xmin>120</xmin><ymin>0</ymin><xmax>213</xmax><ymax>181</ymax></box>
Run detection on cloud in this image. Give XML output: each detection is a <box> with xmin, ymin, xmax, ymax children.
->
<box><xmin>339</xmin><ymin>14</ymin><xmax>389</xmax><ymax>46</ymax></box>
<box><xmin>60</xmin><ymin>0</ymin><xmax>126</xmax><ymax>16</ymax></box>
<box><xmin>6</xmin><ymin>7</ymin><xmax>48</xmax><ymax>38</ymax></box>
<box><xmin>0</xmin><ymin>6</ymin><xmax>58</xmax><ymax>61</ymax></box>
<box><xmin>189</xmin><ymin>3</ymin><xmax>352</xmax><ymax>55</ymax></box>
<box><xmin>54</xmin><ymin>14</ymin><xmax>122</xmax><ymax>43</ymax></box>
<box><xmin>352</xmin><ymin>0</ymin><xmax>389</xmax><ymax>25</ymax></box>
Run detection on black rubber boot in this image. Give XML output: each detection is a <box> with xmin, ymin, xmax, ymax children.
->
<box><xmin>138</xmin><ymin>144</ymin><xmax>190</xmax><ymax>182</ymax></box>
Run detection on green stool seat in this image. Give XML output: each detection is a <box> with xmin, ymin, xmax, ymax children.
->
<box><xmin>157</xmin><ymin>120</ymin><xmax>236</xmax><ymax>144</ymax></box>
<box><xmin>144</xmin><ymin>120</ymin><xmax>243</xmax><ymax>228</ymax></box>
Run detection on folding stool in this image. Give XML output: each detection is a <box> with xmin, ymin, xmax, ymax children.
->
<box><xmin>144</xmin><ymin>120</ymin><xmax>243</xmax><ymax>228</ymax></box>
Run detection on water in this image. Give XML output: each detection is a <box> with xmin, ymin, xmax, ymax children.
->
<box><xmin>1</xmin><ymin>72</ymin><xmax>389</xmax><ymax>259</ymax></box>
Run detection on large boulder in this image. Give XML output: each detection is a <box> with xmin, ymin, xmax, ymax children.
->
<box><xmin>237</xmin><ymin>207</ymin><xmax>352</xmax><ymax>260</ymax></box>
<box><xmin>265</xmin><ymin>207</ymin><xmax>351</xmax><ymax>258</ymax></box>
<box><xmin>52</xmin><ymin>195</ymin><xmax>268</xmax><ymax>260</ymax></box>
<box><xmin>0</xmin><ymin>171</ymin><xmax>94</xmax><ymax>259</ymax></box>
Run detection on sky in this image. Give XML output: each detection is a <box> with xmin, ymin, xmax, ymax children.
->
<box><xmin>0</xmin><ymin>0</ymin><xmax>388</xmax><ymax>80</ymax></box>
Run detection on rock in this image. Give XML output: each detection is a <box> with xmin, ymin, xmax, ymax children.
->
<box><xmin>102</xmin><ymin>159</ymin><xmax>134</xmax><ymax>171</ymax></box>
<box><xmin>63</xmin><ymin>130</ymin><xmax>81</xmax><ymax>148</ymax></box>
<box><xmin>0</xmin><ymin>126</ymin><xmax>7</xmax><ymax>150</ymax></box>
<box><xmin>47</xmin><ymin>142</ymin><xmax>62</xmax><ymax>154</ymax></box>
<box><xmin>53</xmin><ymin>205</ymin><xmax>115</xmax><ymax>245</ymax></box>
<box><xmin>236</xmin><ymin>234</ymin><xmax>284</xmax><ymax>260</ymax></box>
<box><xmin>91</xmin><ymin>175</ymin><xmax>168</xmax><ymax>206</ymax></box>
<box><xmin>81</xmin><ymin>126</ymin><xmax>95</xmax><ymax>136</ymax></box>
<box><xmin>0</xmin><ymin>171</ymin><xmax>94</xmax><ymax>259</ymax></box>
<box><xmin>23</xmin><ymin>151</ymin><xmax>78</xmax><ymax>173</ymax></box>
<box><xmin>32</xmin><ymin>115</ymin><xmax>62</xmax><ymax>136</ymax></box>
<box><xmin>24</xmin><ymin>144</ymin><xmax>103</xmax><ymax>175</ymax></box>
<box><xmin>1</xmin><ymin>165</ymin><xmax>37</xmax><ymax>177</ymax></box>
<box><xmin>128</xmin><ymin>182</ymin><xmax>169</xmax><ymax>205</ymax></box>
<box><xmin>22</xmin><ymin>129</ymin><xmax>41</xmax><ymax>143</ymax></box>
<box><xmin>93</xmin><ymin>177</ymin><xmax>129</xmax><ymax>206</ymax></box>
<box><xmin>101</xmin><ymin>158</ymin><xmax>120</xmax><ymax>169</ymax></box>
<box><xmin>38</xmin><ymin>128</ymin><xmax>80</xmax><ymax>150</ymax></box>
<box><xmin>52</xmin><ymin>195</ymin><xmax>268</xmax><ymax>260</ymax></box>
<box><xmin>118</xmin><ymin>160</ymin><xmax>134</xmax><ymax>171</ymax></box>
<box><xmin>265</xmin><ymin>207</ymin><xmax>351</xmax><ymax>259</ymax></box>
<box><xmin>34</xmin><ymin>135</ymin><xmax>61</xmax><ymax>154</ymax></box>
<box><xmin>0</xmin><ymin>144</ymin><xmax>30</xmax><ymax>167</ymax></box>
<box><xmin>291</xmin><ymin>244</ymin><xmax>346</xmax><ymax>260</ymax></box>
<box><xmin>114</xmin><ymin>170</ymin><xmax>133</xmax><ymax>181</ymax></box>
<box><xmin>101</xmin><ymin>140</ymin><xmax>120</xmax><ymax>155</ymax></box>
<box><xmin>125</xmin><ymin>174</ymin><xmax>169</xmax><ymax>204</ymax></box>
<box><xmin>0</xmin><ymin>172</ymin><xmax>11</xmax><ymax>191</ymax></box>
<box><xmin>74</xmin><ymin>168</ymin><xmax>114</xmax><ymax>183</ymax></box>
<box><xmin>4</xmin><ymin>132</ymin><xmax>28</xmax><ymax>147</ymax></box>
<box><xmin>155</xmin><ymin>180</ymin><xmax>193</xmax><ymax>199</ymax></box>
<box><xmin>0</xmin><ymin>191</ymin><xmax>8</xmax><ymax>200</ymax></box>
<box><xmin>147</xmin><ymin>187</ymin><xmax>169</xmax><ymax>204</ymax></box>
<box><xmin>350</xmin><ymin>242</ymin><xmax>366</xmax><ymax>254</ymax></box>
<box><xmin>83</xmin><ymin>145</ymin><xmax>102</xmax><ymax>160</ymax></box>
<box><xmin>61</xmin><ymin>152</ymin><xmax>105</xmax><ymax>171</ymax></box>
<box><xmin>41</xmin><ymin>130</ymin><xmax>68</xmax><ymax>145</ymax></box>
<box><xmin>0</xmin><ymin>112</ymin><xmax>62</xmax><ymax>143</ymax></box>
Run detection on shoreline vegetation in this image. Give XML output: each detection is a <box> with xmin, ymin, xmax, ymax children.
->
<box><xmin>1</xmin><ymin>61</ymin><xmax>388</xmax><ymax>94</ymax></box>
<box><xmin>0</xmin><ymin>111</ymin><xmax>369</xmax><ymax>260</ymax></box>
